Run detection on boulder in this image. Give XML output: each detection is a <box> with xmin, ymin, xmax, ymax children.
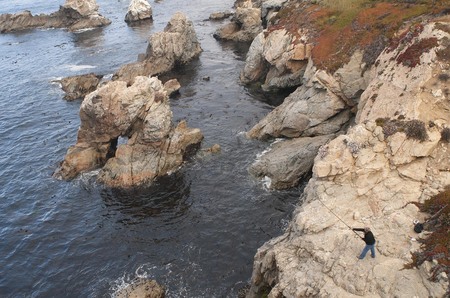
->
<box><xmin>60</xmin><ymin>73</ymin><xmax>103</xmax><ymax>101</ymax></box>
<box><xmin>125</xmin><ymin>0</ymin><xmax>153</xmax><ymax>23</ymax></box>
<box><xmin>163</xmin><ymin>79</ymin><xmax>181</xmax><ymax>97</ymax></box>
<box><xmin>0</xmin><ymin>0</ymin><xmax>110</xmax><ymax>33</ymax></box>
<box><xmin>113</xmin><ymin>13</ymin><xmax>202</xmax><ymax>85</ymax></box>
<box><xmin>213</xmin><ymin>7</ymin><xmax>262</xmax><ymax>42</ymax></box>
<box><xmin>249</xmin><ymin>135</ymin><xmax>333</xmax><ymax>189</ymax></box>
<box><xmin>115</xmin><ymin>278</ymin><xmax>165</xmax><ymax>298</ymax></box>
<box><xmin>247</xmin><ymin>61</ymin><xmax>351</xmax><ymax>140</ymax></box>
<box><xmin>54</xmin><ymin>76</ymin><xmax>203</xmax><ymax>188</ymax></box>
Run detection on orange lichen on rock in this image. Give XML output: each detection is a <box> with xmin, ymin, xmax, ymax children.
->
<box><xmin>269</xmin><ymin>1</ymin><xmax>446</xmax><ymax>73</ymax></box>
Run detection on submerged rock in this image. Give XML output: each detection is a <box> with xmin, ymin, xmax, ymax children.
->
<box><xmin>209</xmin><ymin>11</ymin><xmax>233</xmax><ymax>21</ymax></box>
<box><xmin>0</xmin><ymin>0</ymin><xmax>110</xmax><ymax>33</ymax></box>
<box><xmin>60</xmin><ymin>73</ymin><xmax>103</xmax><ymax>101</ymax></box>
<box><xmin>114</xmin><ymin>13</ymin><xmax>202</xmax><ymax>85</ymax></box>
<box><xmin>125</xmin><ymin>0</ymin><xmax>153</xmax><ymax>23</ymax></box>
<box><xmin>115</xmin><ymin>278</ymin><xmax>165</xmax><ymax>298</ymax></box>
<box><xmin>54</xmin><ymin>76</ymin><xmax>203</xmax><ymax>188</ymax></box>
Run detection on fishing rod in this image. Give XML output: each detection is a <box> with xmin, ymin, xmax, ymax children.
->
<box><xmin>316</xmin><ymin>196</ymin><xmax>364</xmax><ymax>240</ymax></box>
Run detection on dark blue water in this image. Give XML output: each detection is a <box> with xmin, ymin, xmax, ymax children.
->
<box><xmin>0</xmin><ymin>1</ymin><xmax>301</xmax><ymax>297</ymax></box>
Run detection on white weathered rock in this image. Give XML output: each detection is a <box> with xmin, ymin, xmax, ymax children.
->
<box><xmin>214</xmin><ymin>7</ymin><xmax>262</xmax><ymax>42</ymax></box>
<box><xmin>125</xmin><ymin>0</ymin><xmax>153</xmax><ymax>23</ymax></box>
<box><xmin>249</xmin><ymin>135</ymin><xmax>334</xmax><ymax>189</ymax></box>
<box><xmin>356</xmin><ymin>22</ymin><xmax>450</xmax><ymax>123</ymax></box>
<box><xmin>63</xmin><ymin>0</ymin><xmax>99</xmax><ymax>17</ymax></box>
<box><xmin>55</xmin><ymin>76</ymin><xmax>203</xmax><ymax>187</ymax></box>
<box><xmin>114</xmin><ymin>13</ymin><xmax>202</xmax><ymax>84</ymax></box>
<box><xmin>247</xmin><ymin>61</ymin><xmax>350</xmax><ymax>140</ymax></box>
<box><xmin>240</xmin><ymin>28</ymin><xmax>309</xmax><ymax>90</ymax></box>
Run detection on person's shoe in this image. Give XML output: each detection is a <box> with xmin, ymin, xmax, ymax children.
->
<box><xmin>371</xmin><ymin>255</ymin><xmax>375</xmax><ymax>258</ymax></box>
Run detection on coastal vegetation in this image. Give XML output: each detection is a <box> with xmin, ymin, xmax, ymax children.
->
<box><xmin>375</xmin><ymin>118</ymin><xmax>429</xmax><ymax>141</ymax></box>
<box><xmin>269</xmin><ymin>0</ymin><xmax>450</xmax><ymax>72</ymax></box>
<box><xmin>408</xmin><ymin>188</ymin><xmax>450</xmax><ymax>295</ymax></box>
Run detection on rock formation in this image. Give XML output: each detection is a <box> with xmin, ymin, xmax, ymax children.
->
<box><xmin>113</xmin><ymin>13</ymin><xmax>202</xmax><ymax>85</ymax></box>
<box><xmin>163</xmin><ymin>79</ymin><xmax>181</xmax><ymax>97</ymax></box>
<box><xmin>60</xmin><ymin>73</ymin><xmax>103</xmax><ymax>101</ymax></box>
<box><xmin>240</xmin><ymin>28</ymin><xmax>315</xmax><ymax>90</ymax></box>
<box><xmin>246</xmin><ymin>56</ymin><xmax>366</xmax><ymax>140</ymax></box>
<box><xmin>115</xmin><ymin>278</ymin><xmax>165</xmax><ymax>298</ymax></box>
<box><xmin>213</xmin><ymin>2</ymin><xmax>263</xmax><ymax>42</ymax></box>
<box><xmin>0</xmin><ymin>0</ymin><xmax>111</xmax><ymax>33</ymax></box>
<box><xmin>246</xmin><ymin>15</ymin><xmax>450</xmax><ymax>298</ymax></box>
<box><xmin>249</xmin><ymin>135</ymin><xmax>333</xmax><ymax>189</ymax></box>
<box><xmin>125</xmin><ymin>0</ymin><xmax>153</xmax><ymax>23</ymax></box>
<box><xmin>209</xmin><ymin>11</ymin><xmax>233</xmax><ymax>21</ymax></box>
<box><xmin>54</xmin><ymin>76</ymin><xmax>203</xmax><ymax>188</ymax></box>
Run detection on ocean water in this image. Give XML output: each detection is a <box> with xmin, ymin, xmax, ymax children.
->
<box><xmin>0</xmin><ymin>0</ymin><xmax>302</xmax><ymax>297</ymax></box>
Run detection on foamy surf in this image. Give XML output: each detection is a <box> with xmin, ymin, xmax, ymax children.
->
<box><xmin>65</xmin><ymin>64</ymin><xmax>97</xmax><ymax>72</ymax></box>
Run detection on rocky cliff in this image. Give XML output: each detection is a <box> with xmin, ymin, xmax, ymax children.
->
<box><xmin>243</xmin><ymin>0</ymin><xmax>450</xmax><ymax>297</ymax></box>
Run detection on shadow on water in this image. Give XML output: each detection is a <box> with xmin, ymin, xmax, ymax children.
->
<box><xmin>100</xmin><ymin>172</ymin><xmax>191</xmax><ymax>223</ymax></box>
<box><xmin>217</xmin><ymin>39</ymin><xmax>252</xmax><ymax>61</ymax></box>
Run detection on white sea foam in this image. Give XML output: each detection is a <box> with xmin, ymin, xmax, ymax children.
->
<box><xmin>65</xmin><ymin>64</ymin><xmax>97</xmax><ymax>72</ymax></box>
<box><xmin>262</xmin><ymin>175</ymin><xmax>272</xmax><ymax>190</ymax></box>
<box><xmin>110</xmin><ymin>264</ymin><xmax>157</xmax><ymax>298</ymax></box>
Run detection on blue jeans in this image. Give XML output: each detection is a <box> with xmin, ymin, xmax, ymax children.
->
<box><xmin>359</xmin><ymin>243</ymin><xmax>375</xmax><ymax>259</ymax></box>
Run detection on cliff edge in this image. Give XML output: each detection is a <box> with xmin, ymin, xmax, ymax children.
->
<box><xmin>243</xmin><ymin>0</ymin><xmax>450</xmax><ymax>297</ymax></box>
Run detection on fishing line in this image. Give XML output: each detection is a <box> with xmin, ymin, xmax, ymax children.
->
<box><xmin>316</xmin><ymin>196</ymin><xmax>363</xmax><ymax>240</ymax></box>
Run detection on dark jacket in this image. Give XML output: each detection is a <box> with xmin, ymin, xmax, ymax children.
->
<box><xmin>353</xmin><ymin>228</ymin><xmax>376</xmax><ymax>245</ymax></box>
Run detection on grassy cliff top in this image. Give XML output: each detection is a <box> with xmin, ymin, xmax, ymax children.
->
<box><xmin>269</xmin><ymin>0</ymin><xmax>450</xmax><ymax>72</ymax></box>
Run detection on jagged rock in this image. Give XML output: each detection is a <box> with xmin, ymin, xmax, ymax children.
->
<box><xmin>163</xmin><ymin>79</ymin><xmax>181</xmax><ymax>97</ymax></box>
<box><xmin>0</xmin><ymin>0</ymin><xmax>110</xmax><ymax>33</ymax></box>
<box><xmin>247</xmin><ymin>61</ymin><xmax>351</xmax><ymax>140</ymax></box>
<box><xmin>60</xmin><ymin>73</ymin><xmax>103</xmax><ymax>101</ymax></box>
<box><xmin>247</xmin><ymin>20</ymin><xmax>450</xmax><ymax>298</ymax></box>
<box><xmin>213</xmin><ymin>7</ymin><xmax>262</xmax><ymax>42</ymax></box>
<box><xmin>356</xmin><ymin>22</ymin><xmax>450</xmax><ymax>123</ymax></box>
<box><xmin>249</xmin><ymin>135</ymin><xmax>334</xmax><ymax>189</ymax></box>
<box><xmin>240</xmin><ymin>29</ymin><xmax>310</xmax><ymax>90</ymax></box>
<box><xmin>125</xmin><ymin>0</ymin><xmax>153</xmax><ymax>23</ymax></box>
<box><xmin>209</xmin><ymin>11</ymin><xmax>233</xmax><ymax>20</ymax></box>
<box><xmin>260</xmin><ymin>0</ymin><xmax>288</xmax><ymax>22</ymax></box>
<box><xmin>115</xmin><ymin>278</ymin><xmax>165</xmax><ymax>298</ymax></box>
<box><xmin>114</xmin><ymin>13</ymin><xmax>202</xmax><ymax>85</ymax></box>
<box><xmin>54</xmin><ymin>76</ymin><xmax>203</xmax><ymax>187</ymax></box>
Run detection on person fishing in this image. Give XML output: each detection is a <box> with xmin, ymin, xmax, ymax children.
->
<box><xmin>353</xmin><ymin>227</ymin><xmax>376</xmax><ymax>259</ymax></box>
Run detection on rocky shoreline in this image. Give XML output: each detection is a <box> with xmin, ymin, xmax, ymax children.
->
<box><xmin>1</xmin><ymin>0</ymin><xmax>449</xmax><ymax>296</ymax></box>
<box><xmin>232</xmin><ymin>0</ymin><xmax>450</xmax><ymax>297</ymax></box>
